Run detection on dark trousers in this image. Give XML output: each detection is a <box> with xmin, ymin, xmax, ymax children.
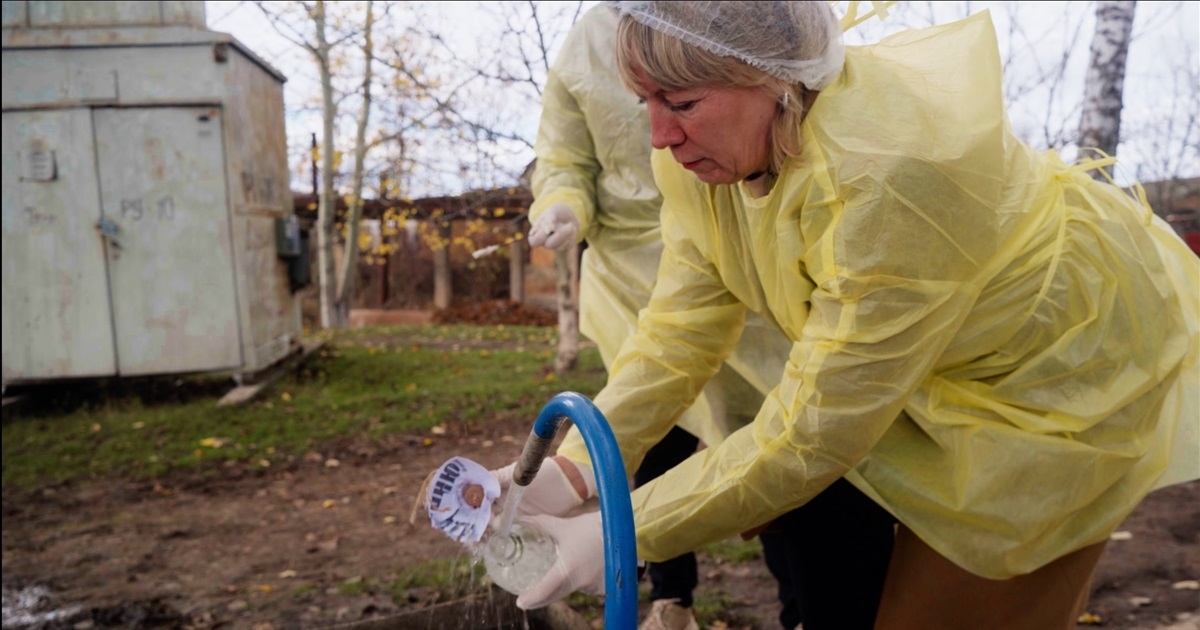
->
<box><xmin>758</xmin><ymin>478</ymin><xmax>898</xmax><ymax>630</ymax></box>
<box><xmin>633</xmin><ymin>426</ymin><xmax>701</xmax><ymax>608</ymax></box>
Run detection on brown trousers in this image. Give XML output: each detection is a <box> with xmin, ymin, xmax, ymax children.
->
<box><xmin>875</xmin><ymin>526</ymin><xmax>1107</xmax><ymax>630</ymax></box>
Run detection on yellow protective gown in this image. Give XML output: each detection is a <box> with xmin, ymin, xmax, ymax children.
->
<box><xmin>557</xmin><ymin>11</ymin><xmax>1200</xmax><ymax>579</ymax></box>
<box><xmin>530</xmin><ymin>5</ymin><xmax>790</xmax><ymax>448</ymax></box>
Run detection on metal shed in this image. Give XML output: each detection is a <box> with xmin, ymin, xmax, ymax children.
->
<box><xmin>2</xmin><ymin>0</ymin><xmax>303</xmax><ymax>386</ymax></box>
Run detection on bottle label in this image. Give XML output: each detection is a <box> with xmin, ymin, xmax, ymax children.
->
<box><xmin>425</xmin><ymin>456</ymin><xmax>500</xmax><ymax>543</ymax></box>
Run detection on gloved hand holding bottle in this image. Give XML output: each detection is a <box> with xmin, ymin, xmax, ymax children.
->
<box><xmin>486</xmin><ymin>457</ymin><xmax>605</xmax><ymax>608</ymax></box>
<box><xmin>527</xmin><ymin>202</ymin><xmax>582</xmax><ymax>252</ymax></box>
<box><xmin>491</xmin><ymin>455</ymin><xmax>596</xmax><ymax>517</ymax></box>
<box><xmin>510</xmin><ymin>509</ymin><xmax>606</xmax><ymax>610</ymax></box>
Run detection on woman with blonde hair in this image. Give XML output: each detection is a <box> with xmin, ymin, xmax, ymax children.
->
<box><xmin>502</xmin><ymin>2</ymin><xmax>1200</xmax><ymax>628</ymax></box>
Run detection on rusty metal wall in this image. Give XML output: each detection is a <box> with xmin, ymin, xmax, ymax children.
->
<box><xmin>2</xmin><ymin>1</ymin><xmax>205</xmax><ymax>29</ymax></box>
<box><xmin>222</xmin><ymin>47</ymin><xmax>299</xmax><ymax>371</ymax></box>
<box><xmin>1</xmin><ymin>11</ymin><xmax>298</xmax><ymax>383</ymax></box>
<box><xmin>93</xmin><ymin>106</ymin><xmax>242</xmax><ymax>376</ymax></box>
<box><xmin>1</xmin><ymin>108</ymin><xmax>118</xmax><ymax>381</ymax></box>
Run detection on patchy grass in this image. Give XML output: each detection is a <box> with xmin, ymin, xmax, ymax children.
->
<box><xmin>386</xmin><ymin>556</ymin><xmax>490</xmax><ymax>606</ymax></box>
<box><xmin>700</xmin><ymin>537</ymin><xmax>764</xmax><ymax>564</ymax></box>
<box><xmin>563</xmin><ymin>592</ymin><xmax>605</xmax><ymax>622</ymax></box>
<box><xmin>290</xmin><ymin>583</ymin><xmax>319</xmax><ymax>602</ymax></box>
<box><xmin>1</xmin><ymin>326</ymin><xmax>606</xmax><ymax>490</ymax></box>
<box><xmin>693</xmin><ymin>587</ymin><xmax>754</xmax><ymax>628</ymax></box>
<box><xmin>316</xmin><ymin>323</ymin><xmax>560</xmax><ymax>348</ymax></box>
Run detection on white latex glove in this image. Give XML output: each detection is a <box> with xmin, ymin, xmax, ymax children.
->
<box><xmin>492</xmin><ymin>455</ymin><xmax>596</xmax><ymax>517</ymax></box>
<box><xmin>527</xmin><ymin>202</ymin><xmax>581</xmax><ymax>252</ymax></box>
<box><xmin>515</xmin><ymin>509</ymin><xmax>605</xmax><ymax>610</ymax></box>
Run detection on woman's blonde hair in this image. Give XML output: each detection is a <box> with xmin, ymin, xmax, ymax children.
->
<box><xmin>615</xmin><ymin>16</ymin><xmax>809</xmax><ymax>175</ymax></box>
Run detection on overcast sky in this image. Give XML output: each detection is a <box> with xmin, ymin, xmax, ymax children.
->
<box><xmin>204</xmin><ymin>1</ymin><xmax>1199</xmax><ymax>195</ymax></box>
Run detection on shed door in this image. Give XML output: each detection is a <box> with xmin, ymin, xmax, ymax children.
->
<box><xmin>93</xmin><ymin>107</ymin><xmax>242</xmax><ymax>376</ymax></box>
<box><xmin>2</xmin><ymin>109</ymin><xmax>117</xmax><ymax>381</ymax></box>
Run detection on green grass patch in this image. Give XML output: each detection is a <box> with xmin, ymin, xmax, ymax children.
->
<box><xmin>693</xmin><ymin>587</ymin><xmax>748</xmax><ymax>628</ymax></box>
<box><xmin>291</xmin><ymin>583</ymin><xmax>319</xmax><ymax>601</ymax></box>
<box><xmin>699</xmin><ymin>537</ymin><xmax>763</xmax><ymax>564</ymax></box>
<box><xmin>2</xmin><ymin>326</ymin><xmax>606</xmax><ymax>490</ymax></box>
<box><xmin>338</xmin><ymin>576</ymin><xmax>372</xmax><ymax>596</ymax></box>
<box><xmin>387</xmin><ymin>556</ymin><xmax>489</xmax><ymax>606</ymax></box>
<box><xmin>563</xmin><ymin>591</ymin><xmax>605</xmax><ymax>621</ymax></box>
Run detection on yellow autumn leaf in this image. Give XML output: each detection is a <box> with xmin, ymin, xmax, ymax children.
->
<box><xmin>199</xmin><ymin>437</ymin><xmax>227</xmax><ymax>448</ymax></box>
<box><xmin>322</xmin><ymin>499</ymin><xmax>337</xmax><ymax>509</ymax></box>
<box><xmin>280</xmin><ymin>392</ymin><xmax>292</xmax><ymax>402</ymax></box>
<box><xmin>91</xmin><ymin>423</ymin><xmax>102</xmax><ymax>433</ymax></box>
<box><xmin>406</xmin><ymin>383</ymin><xmax>417</xmax><ymax>392</ymax></box>
<box><xmin>1077</xmin><ymin>612</ymin><xmax>1102</xmax><ymax>625</ymax></box>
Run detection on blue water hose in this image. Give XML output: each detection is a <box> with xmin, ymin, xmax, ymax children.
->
<box><xmin>514</xmin><ymin>391</ymin><xmax>638</xmax><ymax>629</ymax></box>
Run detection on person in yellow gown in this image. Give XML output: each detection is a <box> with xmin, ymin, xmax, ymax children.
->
<box><xmin>505</xmin><ymin>2</ymin><xmax>1199</xmax><ymax>629</ymax></box>
<box><xmin>504</xmin><ymin>4</ymin><xmax>825</xmax><ymax>629</ymax></box>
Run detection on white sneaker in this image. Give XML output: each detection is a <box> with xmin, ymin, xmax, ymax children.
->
<box><xmin>639</xmin><ymin>598</ymin><xmax>700</xmax><ymax>630</ymax></box>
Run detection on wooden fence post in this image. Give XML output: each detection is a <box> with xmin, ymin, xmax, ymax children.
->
<box><xmin>433</xmin><ymin>221</ymin><xmax>451</xmax><ymax>309</ymax></box>
<box><xmin>509</xmin><ymin>238</ymin><xmax>526</xmax><ymax>303</ymax></box>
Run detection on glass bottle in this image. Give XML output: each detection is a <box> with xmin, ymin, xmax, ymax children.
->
<box><xmin>482</xmin><ymin>520</ymin><xmax>558</xmax><ymax>595</ymax></box>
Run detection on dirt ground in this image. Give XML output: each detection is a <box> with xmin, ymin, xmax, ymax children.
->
<box><xmin>3</xmin><ymin>404</ymin><xmax>1199</xmax><ymax>629</ymax></box>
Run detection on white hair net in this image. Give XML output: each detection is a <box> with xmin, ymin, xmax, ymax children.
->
<box><xmin>610</xmin><ymin>1</ymin><xmax>845</xmax><ymax>89</ymax></box>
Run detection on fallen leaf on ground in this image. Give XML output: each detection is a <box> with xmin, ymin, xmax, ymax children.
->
<box><xmin>1109</xmin><ymin>531</ymin><xmax>1133</xmax><ymax>541</ymax></box>
<box><xmin>1171</xmin><ymin>580</ymin><xmax>1199</xmax><ymax>590</ymax></box>
<box><xmin>1077</xmin><ymin>612</ymin><xmax>1102</xmax><ymax>625</ymax></box>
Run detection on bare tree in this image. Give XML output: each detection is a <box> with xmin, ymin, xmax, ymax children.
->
<box><xmin>254</xmin><ymin>0</ymin><xmax>367</xmax><ymax>328</ymax></box>
<box><xmin>1078</xmin><ymin>1</ymin><xmax>1138</xmax><ymax>179</ymax></box>
<box><xmin>437</xmin><ymin>0</ymin><xmax>586</xmax><ymax>370</ymax></box>
<box><xmin>333</xmin><ymin>0</ymin><xmax>376</xmax><ymax>326</ymax></box>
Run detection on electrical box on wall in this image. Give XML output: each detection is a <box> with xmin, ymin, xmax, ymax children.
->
<box><xmin>275</xmin><ymin>214</ymin><xmax>301</xmax><ymax>257</ymax></box>
<box><xmin>288</xmin><ymin>227</ymin><xmax>311</xmax><ymax>293</ymax></box>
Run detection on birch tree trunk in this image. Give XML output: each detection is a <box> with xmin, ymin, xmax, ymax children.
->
<box><xmin>333</xmin><ymin>0</ymin><xmax>376</xmax><ymax>327</ymax></box>
<box><xmin>1078</xmin><ymin>0</ymin><xmax>1137</xmax><ymax>180</ymax></box>
<box><xmin>313</xmin><ymin>0</ymin><xmax>340</xmax><ymax>328</ymax></box>
<box><xmin>553</xmin><ymin>245</ymin><xmax>579</xmax><ymax>373</ymax></box>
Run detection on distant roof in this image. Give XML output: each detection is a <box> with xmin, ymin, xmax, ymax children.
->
<box><xmin>293</xmin><ymin>187</ymin><xmax>533</xmax><ymax>224</ymax></box>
